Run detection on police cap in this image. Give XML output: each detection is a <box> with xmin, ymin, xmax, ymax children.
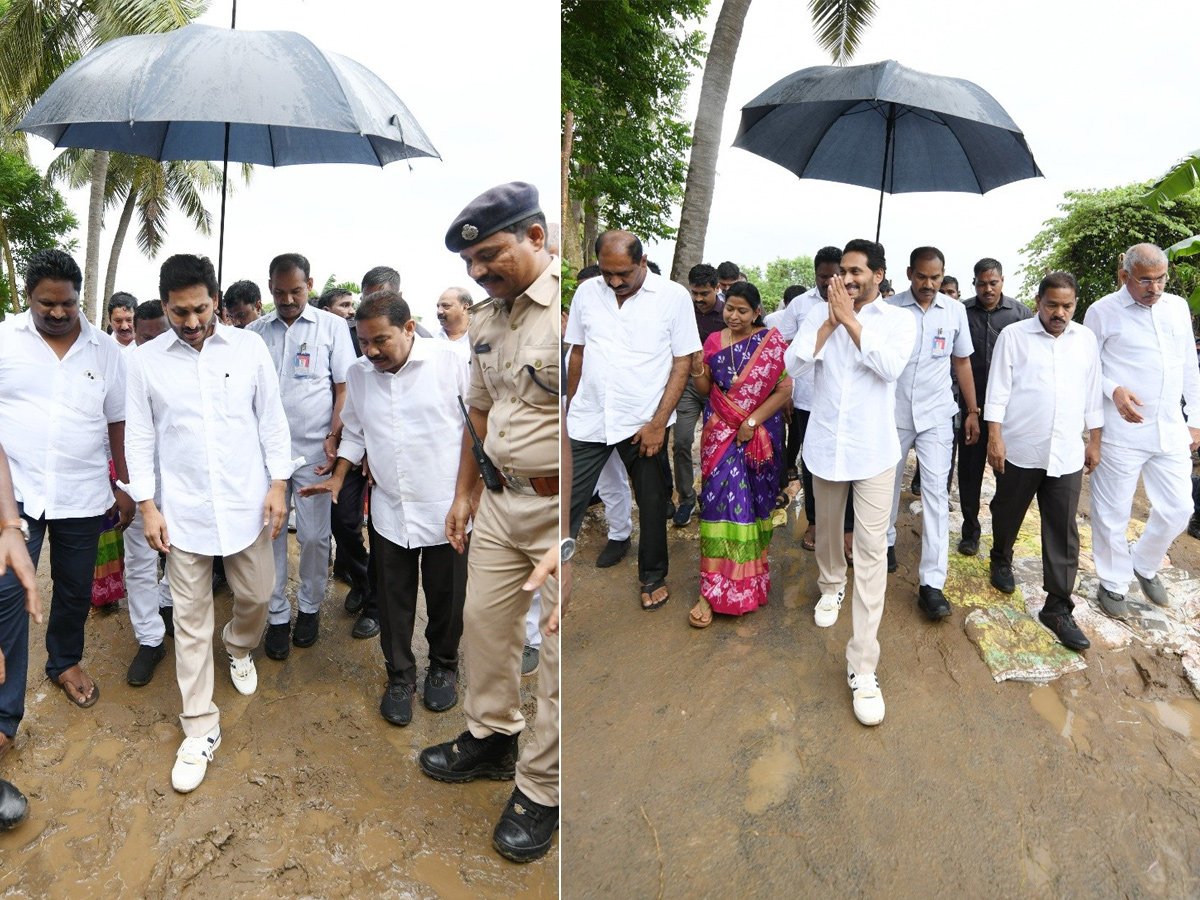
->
<box><xmin>445</xmin><ymin>182</ymin><xmax>541</xmax><ymax>253</ymax></box>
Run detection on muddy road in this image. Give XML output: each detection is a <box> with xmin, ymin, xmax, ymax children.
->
<box><xmin>0</xmin><ymin>539</ymin><xmax>556</xmax><ymax>899</ymax></box>
<box><xmin>564</xmin><ymin>461</ymin><xmax>1200</xmax><ymax>899</ymax></box>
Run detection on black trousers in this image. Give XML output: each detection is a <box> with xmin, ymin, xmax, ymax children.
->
<box><xmin>796</xmin><ymin>409</ymin><xmax>854</xmax><ymax>532</ymax></box>
<box><xmin>989</xmin><ymin>462</ymin><xmax>1082</xmax><ymax>614</ymax></box>
<box><xmin>371</xmin><ymin>525</ymin><xmax>467</xmax><ymax>686</ymax></box>
<box><xmin>571</xmin><ymin>436</ymin><xmax>670</xmax><ymax>585</ymax></box>
<box><xmin>779</xmin><ymin>408</ymin><xmax>803</xmax><ymax>490</ymax></box>
<box><xmin>958</xmin><ymin>418</ymin><xmax>991</xmax><ymax>543</ymax></box>
<box><xmin>332</xmin><ymin>465</ymin><xmax>378</xmax><ymax>618</ymax></box>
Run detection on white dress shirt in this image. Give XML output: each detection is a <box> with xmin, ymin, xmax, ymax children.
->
<box><xmin>437</xmin><ymin>327</ymin><xmax>471</xmax><ymax>345</ymax></box>
<box><xmin>786</xmin><ymin>299</ymin><xmax>916</xmax><ymax>481</ymax></box>
<box><xmin>984</xmin><ymin>318</ymin><xmax>1103</xmax><ymax>476</ymax></box>
<box><xmin>888</xmin><ymin>289</ymin><xmax>973</xmax><ymax>432</ymax></box>
<box><xmin>1083</xmin><ymin>286</ymin><xmax>1200</xmax><ymax>453</ymax></box>
<box><xmin>124</xmin><ymin>324</ymin><xmax>294</xmax><ymax>556</ymax></box>
<box><xmin>565</xmin><ymin>270</ymin><xmax>701</xmax><ymax>444</ymax></box>
<box><xmin>766</xmin><ymin>286</ymin><xmax>824</xmax><ymax>410</ymax></box>
<box><xmin>337</xmin><ymin>337</ymin><xmax>469</xmax><ymax>548</ymax></box>
<box><xmin>0</xmin><ymin>312</ymin><xmax>125</xmax><ymax>519</ymax></box>
<box><xmin>247</xmin><ymin>304</ymin><xmax>355</xmax><ymax>465</ymax></box>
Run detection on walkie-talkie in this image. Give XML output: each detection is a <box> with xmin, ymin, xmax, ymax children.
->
<box><xmin>458</xmin><ymin>396</ymin><xmax>504</xmax><ymax>492</ymax></box>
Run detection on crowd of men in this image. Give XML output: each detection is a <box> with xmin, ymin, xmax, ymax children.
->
<box><xmin>0</xmin><ymin>181</ymin><xmax>561</xmax><ymax>862</ymax></box>
<box><xmin>567</xmin><ymin>233</ymin><xmax>1198</xmax><ymax>729</ymax></box>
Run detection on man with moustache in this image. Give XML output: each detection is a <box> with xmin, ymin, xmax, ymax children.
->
<box><xmin>223</xmin><ymin>280</ymin><xmax>263</xmax><ymax>328</ymax></box>
<box><xmin>436</xmin><ymin>287</ymin><xmax>473</xmax><ymax>344</ymax></box>
<box><xmin>939</xmin><ymin>276</ymin><xmax>961</xmax><ymax>301</ymax></box>
<box><xmin>315</xmin><ymin>287</ymin><xmax>356</xmax><ymax>321</ymax></box>
<box><xmin>107</xmin><ymin>292</ymin><xmax>138</xmax><ymax>347</ymax></box>
<box><xmin>360</xmin><ymin>266</ymin><xmax>433</xmax><ymax>338</ymax></box>
<box><xmin>1084</xmin><ymin>244</ymin><xmax>1200</xmax><ymax>616</ymax></box>
<box><xmin>985</xmin><ymin>272</ymin><xmax>1102</xmax><ymax>650</ymax></box>
<box><xmin>125</xmin><ymin>253</ymin><xmax>291</xmax><ymax>792</ymax></box>
<box><xmin>420</xmin><ymin>182</ymin><xmax>561</xmax><ymax>862</ymax></box>
<box><xmin>886</xmin><ymin>247</ymin><xmax>979</xmax><ymax>619</ymax></box>
<box><xmin>785</xmin><ymin>239</ymin><xmax>915</xmax><ymax>726</ymax></box>
<box><xmin>957</xmin><ymin>258</ymin><xmax>1031</xmax><ymax>556</ymax></box>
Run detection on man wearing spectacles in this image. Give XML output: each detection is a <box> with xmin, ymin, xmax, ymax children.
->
<box><xmin>957</xmin><ymin>258</ymin><xmax>1032</xmax><ymax>557</ymax></box>
<box><xmin>1083</xmin><ymin>243</ymin><xmax>1200</xmax><ymax>616</ymax></box>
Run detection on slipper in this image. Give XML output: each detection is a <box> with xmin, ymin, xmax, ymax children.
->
<box><xmin>786</xmin><ymin>467</ymin><xmax>800</xmax><ymax>483</ymax></box>
<box><xmin>55</xmin><ymin>670</ymin><xmax>99</xmax><ymax>709</ymax></box>
<box><xmin>689</xmin><ymin>599</ymin><xmax>713</xmax><ymax>629</ymax></box>
<box><xmin>640</xmin><ymin>579</ymin><xmax>669</xmax><ymax>611</ymax></box>
<box><xmin>774</xmin><ymin>491</ymin><xmax>790</xmax><ymax>510</ymax></box>
<box><xmin>802</xmin><ymin>526</ymin><xmax>816</xmax><ymax>552</ymax></box>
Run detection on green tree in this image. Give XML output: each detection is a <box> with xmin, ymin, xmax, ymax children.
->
<box><xmin>0</xmin><ymin>148</ymin><xmax>77</xmax><ymax>315</ymax></box>
<box><xmin>1142</xmin><ymin>150</ymin><xmax>1200</xmax><ymax>309</ymax></box>
<box><xmin>670</xmin><ymin>0</ymin><xmax>878</xmax><ymax>282</ymax></box>
<box><xmin>743</xmin><ymin>254</ymin><xmax>815</xmax><ymax>312</ymax></box>
<box><xmin>321</xmin><ymin>274</ymin><xmax>360</xmax><ymax>295</ymax></box>
<box><xmin>562</xmin><ymin>0</ymin><xmax>708</xmax><ymax>271</ymax></box>
<box><xmin>1020</xmin><ymin>183</ymin><xmax>1200</xmax><ymax>319</ymax></box>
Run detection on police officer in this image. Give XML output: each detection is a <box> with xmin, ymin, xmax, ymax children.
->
<box><xmin>418</xmin><ymin>183</ymin><xmax>560</xmax><ymax>863</ymax></box>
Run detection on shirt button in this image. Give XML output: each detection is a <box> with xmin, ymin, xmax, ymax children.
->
<box><xmin>498</xmin><ymin>430</ymin><xmax>505</xmax><ymax>437</ymax></box>
<box><xmin>511</xmin><ymin>397</ymin><xmax>517</xmax><ymax>403</ymax></box>
<box><xmin>505</xmin><ymin>361</ymin><xmax>512</xmax><ymax>369</ymax></box>
<box><xmin>534</xmin><ymin>360</ymin><xmax>543</xmax><ymax>369</ymax></box>
<box><xmin>510</xmin><ymin>323</ymin><xmax>518</xmax><ymax>331</ymax></box>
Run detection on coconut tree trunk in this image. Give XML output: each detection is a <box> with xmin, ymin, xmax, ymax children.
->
<box><xmin>103</xmin><ymin>189</ymin><xmax>137</xmax><ymax>304</ymax></box>
<box><xmin>84</xmin><ymin>149</ymin><xmax>109</xmax><ymax>326</ymax></box>
<box><xmin>0</xmin><ymin>211</ymin><xmax>18</xmax><ymax>317</ymax></box>
<box><xmin>670</xmin><ymin>0</ymin><xmax>753</xmax><ymax>284</ymax></box>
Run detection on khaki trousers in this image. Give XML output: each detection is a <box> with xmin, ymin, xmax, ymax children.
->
<box><xmin>814</xmin><ymin>466</ymin><xmax>895</xmax><ymax>676</ymax></box>
<box><xmin>166</xmin><ymin>527</ymin><xmax>274</xmax><ymax>738</ymax></box>
<box><xmin>463</xmin><ymin>488</ymin><xmax>559</xmax><ymax>807</ymax></box>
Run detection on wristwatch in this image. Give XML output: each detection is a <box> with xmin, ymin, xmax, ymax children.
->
<box><xmin>560</xmin><ymin>537</ymin><xmax>576</xmax><ymax>564</ymax></box>
<box><xmin>747</xmin><ymin>417</ymin><xmax>757</xmax><ymax>428</ymax></box>
<box><xmin>1</xmin><ymin>519</ymin><xmax>30</xmax><ymax>541</ymax></box>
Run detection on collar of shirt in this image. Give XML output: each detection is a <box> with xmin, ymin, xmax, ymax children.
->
<box><xmin>517</xmin><ymin>255</ymin><xmax>559</xmax><ymax>309</ymax></box>
<box><xmin>964</xmin><ymin>294</ymin><xmax>1018</xmax><ymax>312</ymax></box>
<box><xmin>893</xmin><ymin>289</ymin><xmax>950</xmax><ymax>312</ymax></box>
<box><xmin>260</xmin><ymin>303</ymin><xmax>320</xmax><ymax>328</ymax></box>
<box><xmin>163</xmin><ymin>321</ymin><xmax>238</xmax><ymax>354</ymax></box>
<box><xmin>15</xmin><ymin>310</ymin><xmax>103</xmax><ymax>352</ymax></box>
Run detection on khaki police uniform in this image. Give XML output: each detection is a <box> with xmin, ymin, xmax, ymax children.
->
<box><xmin>463</xmin><ymin>257</ymin><xmax>560</xmax><ymax>807</ymax></box>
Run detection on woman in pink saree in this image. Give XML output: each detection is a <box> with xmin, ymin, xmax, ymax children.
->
<box><xmin>690</xmin><ymin>282</ymin><xmax>792</xmax><ymax>628</ymax></box>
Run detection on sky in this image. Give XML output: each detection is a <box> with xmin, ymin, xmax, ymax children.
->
<box><xmin>24</xmin><ymin>0</ymin><xmax>560</xmax><ymax>326</ymax></box>
<box><xmin>644</xmin><ymin>0</ymin><xmax>1200</xmax><ymax>299</ymax></box>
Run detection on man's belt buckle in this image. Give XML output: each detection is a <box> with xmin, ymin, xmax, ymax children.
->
<box><xmin>502</xmin><ymin>473</ymin><xmax>559</xmax><ymax>497</ymax></box>
<box><xmin>502</xmin><ymin>473</ymin><xmax>538</xmax><ymax>496</ymax></box>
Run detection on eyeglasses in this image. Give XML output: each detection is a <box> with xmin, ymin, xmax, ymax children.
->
<box><xmin>1131</xmin><ymin>275</ymin><xmax>1168</xmax><ymax>288</ymax></box>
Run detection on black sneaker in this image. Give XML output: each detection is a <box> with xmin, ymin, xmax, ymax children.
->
<box><xmin>380</xmin><ymin>681</ymin><xmax>415</xmax><ymax>726</ymax></box>
<box><xmin>957</xmin><ymin>537</ymin><xmax>978</xmax><ymax>557</ymax></box>
<box><xmin>887</xmin><ymin>546</ymin><xmax>897</xmax><ymax>574</ymax></box>
<box><xmin>1038</xmin><ymin>608</ymin><xmax>1090</xmax><ymax>651</ymax></box>
<box><xmin>160</xmin><ymin>606</ymin><xmax>174</xmax><ymax>638</ymax></box>
<box><xmin>293</xmin><ymin>611</ymin><xmax>320</xmax><ymax>647</ymax></box>
<box><xmin>423</xmin><ymin>666</ymin><xmax>459</xmax><ymax>712</ymax></box>
<box><xmin>419</xmin><ymin>730</ymin><xmax>519</xmax><ymax>783</ymax></box>
<box><xmin>492</xmin><ymin>786</ymin><xmax>559</xmax><ymax>863</ymax></box>
<box><xmin>126</xmin><ymin>643</ymin><xmax>166</xmax><ymax>687</ymax></box>
<box><xmin>344</xmin><ymin>586</ymin><xmax>365</xmax><ymax>614</ymax></box>
<box><xmin>595</xmin><ymin>538</ymin><xmax>630</xmax><ymax>569</ymax></box>
<box><xmin>0</xmin><ymin>779</ymin><xmax>28</xmax><ymax>830</ymax></box>
<box><xmin>264</xmin><ymin>622</ymin><xmax>291</xmax><ymax>660</ymax></box>
<box><xmin>990</xmin><ymin>561</ymin><xmax>1015</xmax><ymax>594</ymax></box>
<box><xmin>917</xmin><ymin>585</ymin><xmax>952</xmax><ymax>620</ymax></box>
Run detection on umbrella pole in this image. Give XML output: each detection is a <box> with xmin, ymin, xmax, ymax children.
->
<box><xmin>875</xmin><ymin>102</ymin><xmax>895</xmax><ymax>243</ymax></box>
<box><xmin>217</xmin><ymin>122</ymin><xmax>230</xmax><ymax>307</ymax></box>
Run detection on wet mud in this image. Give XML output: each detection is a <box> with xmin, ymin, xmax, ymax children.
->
<box><xmin>0</xmin><ymin>537</ymin><xmax>556</xmax><ymax>899</ymax></box>
<box><xmin>564</xmin><ymin>457</ymin><xmax>1200</xmax><ymax>899</ymax></box>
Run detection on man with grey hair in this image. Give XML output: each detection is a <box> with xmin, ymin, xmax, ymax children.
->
<box><xmin>435</xmin><ymin>287</ymin><xmax>472</xmax><ymax>343</ymax></box>
<box><xmin>1083</xmin><ymin>243</ymin><xmax>1200</xmax><ymax>616</ymax></box>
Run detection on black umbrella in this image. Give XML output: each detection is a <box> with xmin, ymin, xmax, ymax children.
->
<box><xmin>733</xmin><ymin>59</ymin><xmax>1043</xmax><ymax>240</ymax></box>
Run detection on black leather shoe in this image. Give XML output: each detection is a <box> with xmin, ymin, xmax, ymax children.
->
<box><xmin>264</xmin><ymin>622</ymin><xmax>291</xmax><ymax>660</ymax></box>
<box><xmin>344</xmin><ymin>587</ymin><xmax>365</xmax><ymax>614</ymax></box>
<box><xmin>1039</xmin><ymin>608</ymin><xmax>1090</xmax><ymax>651</ymax></box>
<box><xmin>352</xmin><ymin>614</ymin><xmax>380</xmax><ymax>639</ymax></box>
<box><xmin>958</xmin><ymin>537</ymin><xmax>978</xmax><ymax>556</ymax></box>
<box><xmin>211</xmin><ymin>562</ymin><xmax>228</xmax><ymax>594</ymax></box>
<box><xmin>595</xmin><ymin>538</ymin><xmax>631</xmax><ymax>569</ymax></box>
<box><xmin>160</xmin><ymin>606</ymin><xmax>174</xmax><ymax>638</ymax></box>
<box><xmin>493</xmin><ymin>786</ymin><xmax>559</xmax><ymax>863</ymax></box>
<box><xmin>423</xmin><ymin>666</ymin><xmax>458</xmax><ymax>712</ymax></box>
<box><xmin>0</xmin><ymin>779</ymin><xmax>28</xmax><ymax>830</ymax></box>
<box><xmin>1189</xmin><ymin>516</ymin><xmax>1200</xmax><ymax>541</ymax></box>
<box><xmin>332</xmin><ymin>561</ymin><xmax>352</xmax><ymax>587</ymax></box>
<box><xmin>990</xmin><ymin>561</ymin><xmax>1015</xmax><ymax>594</ymax></box>
<box><xmin>419</xmin><ymin>730</ymin><xmax>519</xmax><ymax>783</ymax></box>
<box><xmin>126</xmin><ymin>643</ymin><xmax>166</xmax><ymax>687</ymax></box>
<box><xmin>293</xmin><ymin>611</ymin><xmax>320</xmax><ymax>647</ymax></box>
<box><xmin>917</xmin><ymin>585</ymin><xmax>952</xmax><ymax>620</ymax></box>
<box><xmin>887</xmin><ymin>546</ymin><xmax>898</xmax><ymax>574</ymax></box>
<box><xmin>380</xmin><ymin>681</ymin><xmax>415</xmax><ymax>726</ymax></box>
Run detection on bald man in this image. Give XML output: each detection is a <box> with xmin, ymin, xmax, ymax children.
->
<box><xmin>435</xmin><ymin>288</ymin><xmax>473</xmax><ymax>344</ymax></box>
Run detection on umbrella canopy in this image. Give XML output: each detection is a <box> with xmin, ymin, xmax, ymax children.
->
<box><xmin>17</xmin><ymin>23</ymin><xmax>439</xmax><ymax>166</ymax></box>
<box><xmin>733</xmin><ymin>60</ymin><xmax>1042</xmax><ymax>239</ymax></box>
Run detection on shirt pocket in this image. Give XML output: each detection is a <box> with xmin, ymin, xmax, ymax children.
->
<box><xmin>221</xmin><ymin>370</ymin><xmax>256</xmax><ymax>412</ymax></box>
<box><xmin>515</xmin><ymin>342</ymin><xmax>561</xmax><ymax>410</ymax></box>
<box><xmin>63</xmin><ymin>372</ymin><xmax>106</xmax><ymax>419</ymax></box>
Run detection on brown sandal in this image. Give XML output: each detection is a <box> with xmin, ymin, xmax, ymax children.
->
<box><xmin>689</xmin><ymin>598</ymin><xmax>713</xmax><ymax>629</ymax></box>
<box><xmin>55</xmin><ymin>667</ymin><xmax>99</xmax><ymax>708</ymax></box>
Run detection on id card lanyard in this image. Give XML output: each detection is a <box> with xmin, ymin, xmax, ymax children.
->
<box><xmin>293</xmin><ymin>342</ymin><xmax>311</xmax><ymax>378</ymax></box>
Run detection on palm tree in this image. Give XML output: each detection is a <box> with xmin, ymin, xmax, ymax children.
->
<box><xmin>0</xmin><ymin>0</ymin><xmax>209</xmax><ymax>320</ymax></box>
<box><xmin>669</xmin><ymin>0</ymin><xmax>878</xmax><ymax>283</ymax></box>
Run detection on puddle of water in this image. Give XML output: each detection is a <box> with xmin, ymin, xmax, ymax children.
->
<box><xmin>1139</xmin><ymin>698</ymin><xmax>1200</xmax><ymax>739</ymax></box>
<box><xmin>745</xmin><ymin>737</ymin><xmax>801</xmax><ymax>815</ymax></box>
<box><xmin>1030</xmin><ymin>686</ymin><xmax>1091</xmax><ymax>753</ymax></box>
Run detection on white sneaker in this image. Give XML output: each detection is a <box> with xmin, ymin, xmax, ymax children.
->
<box><xmin>814</xmin><ymin>589</ymin><xmax>845</xmax><ymax>628</ymax></box>
<box><xmin>171</xmin><ymin>727</ymin><xmax>221</xmax><ymax>793</ymax></box>
<box><xmin>229</xmin><ymin>652</ymin><xmax>257</xmax><ymax>696</ymax></box>
<box><xmin>847</xmin><ymin>666</ymin><xmax>885</xmax><ymax>726</ymax></box>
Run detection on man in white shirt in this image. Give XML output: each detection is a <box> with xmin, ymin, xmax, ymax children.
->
<box><xmin>985</xmin><ymin>272</ymin><xmax>1103</xmax><ymax>650</ymax></box>
<box><xmin>249</xmin><ymin>254</ymin><xmax>355</xmax><ymax>657</ymax></box>
<box><xmin>302</xmin><ymin>291</ymin><xmax>469</xmax><ymax>726</ymax></box>
<box><xmin>886</xmin><ymin>247</ymin><xmax>979</xmax><ymax>619</ymax></box>
<box><xmin>0</xmin><ymin>249</ymin><xmax>132</xmax><ymax>719</ymax></box>
<box><xmin>566</xmin><ymin>230</ymin><xmax>702</xmax><ymax>611</ymax></box>
<box><xmin>435</xmin><ymin>287</ymin><xmax>473</xmax><ymax>344</ymax></box>
<box><xmin>107</xmin><ymin>292</ymin><xmax>137</xmax><ymax>347</ymax></box>
<box><xmin>125</xmin><ymin>253</ymin><xmax>292</xmax><ymax>793</ymax></box>
<box><xmin>1083</xmin><ymin>243</ymin><xmax>1200</xmax><ymax>616</ymax></box>
<box><xmin>786</xmin><ymin>239</ymin><xmax>916</xmax><ymax>727</ymax></box>
<box><xmin>122</xmin><ymin>300</ymin><xmax>175</xmax><ymax>687</ymax></box>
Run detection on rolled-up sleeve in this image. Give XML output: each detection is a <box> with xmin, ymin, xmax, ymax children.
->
<box><xmin>252</xmin><ymin>342</ymin><xmax>296</xmax><ymax>480</ymax></box>
<box><xmin>983</xmin><ymin>328</ymin><xmax>1015</xmax><ymax>424</ymax></box>
<box><xmin>123</xmin><ymin>352</ymin><xmax>156</xmax><ymax>503</ymax></box>
<box><xmin>669</xmin><ymin>294</ymin><xmax>702</xmax><ymax>357</ymax></box>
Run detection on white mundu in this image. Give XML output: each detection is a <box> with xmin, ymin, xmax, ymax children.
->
<box><xmin>1084</xmin><ymin>284</ymin><xmax>1200</xmax><ymax>595</ymax></box>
